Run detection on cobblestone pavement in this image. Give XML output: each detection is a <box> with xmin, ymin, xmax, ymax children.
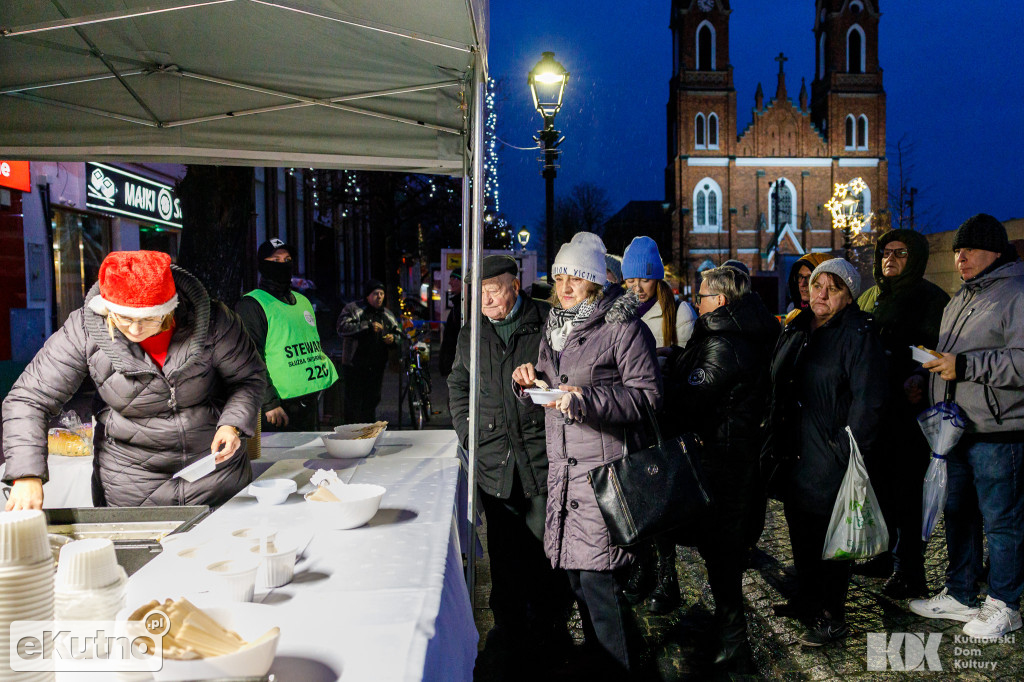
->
<box><xmin>474</xmin><ymin>499</ymin><xmax>1022</xmax><ymax>680</ymax></box>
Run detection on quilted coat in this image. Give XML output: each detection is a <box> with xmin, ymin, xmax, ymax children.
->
<box><xmin>532</xmin><ymin>289</ymin><xmax>661</xmax><ymax>571</ymax></box>
<box><xmin>1</xmin><ymin>266</ymin><xmax>266</xmax><ymax>507</ymax></box>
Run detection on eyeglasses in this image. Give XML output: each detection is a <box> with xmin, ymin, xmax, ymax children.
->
<box><xmin>882</xmin><ymin>247</ymin><xmax>909</xmax><ymax>259</ymax></box>
<box><xmin>693</xmin><ymin>291</ymin><xmax>719</xmax><ymax>305</ymax></box>
<box><xmin>109</xmin><ymin>312</ymin><xmax>165</xmax><ymax>328</ymax></box>
<box><xmin>796</xmin><ymin>275</ymin><xmax>811</xmax><ymax>284</ymax></box>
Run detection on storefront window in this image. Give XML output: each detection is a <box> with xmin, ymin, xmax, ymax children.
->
<box><xmin>139</xmin><ymin>227</ymin><xmax>180</xmax><ymax>261</ymax></box>
<box><xmin>52</xmin><ymin>209</ymin><xmax>111</xmax><ymax>326</ymax></box>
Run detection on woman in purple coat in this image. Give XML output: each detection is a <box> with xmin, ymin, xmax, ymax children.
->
<box><xmin>514</xmin><ymin>232</ymin><xmax>661</xmax><ymax>675</ymax></box>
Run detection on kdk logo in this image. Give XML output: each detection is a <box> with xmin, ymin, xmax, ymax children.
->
<box><xmin>867</xmin><ymin>632</ymin><xmax>942</xmax><ymax>671</ymax></box>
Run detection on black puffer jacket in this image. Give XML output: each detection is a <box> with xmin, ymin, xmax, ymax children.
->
<box><xmin>664</xmin><ymin>292</ymin><xmax>779</xmax><ymax>462</ymax></box>
<box><xmin>448</xmin><ymin>297</ymin><xmax>551</xmax><ymax>499</ymax></box>
<box><xmin>2</xmin><ymin>267</ymin><xmax>266</xmax><ymax>507</ymax></box>
<box><xmin>763</xmin><ymin>304</ymin><xmax>887</xmax><ymax>514</ymax></box>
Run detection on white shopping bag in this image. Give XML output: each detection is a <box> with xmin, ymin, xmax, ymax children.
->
<box><xmin>822</xmin><ymin>426</ymin><xmax>889</xmax><ymax>560</ymax></box>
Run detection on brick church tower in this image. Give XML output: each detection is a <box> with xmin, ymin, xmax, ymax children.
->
<box><xmin>666</xmin><ymin>0</ymin><xmax>887</xmax><ymax>311</ymax></box>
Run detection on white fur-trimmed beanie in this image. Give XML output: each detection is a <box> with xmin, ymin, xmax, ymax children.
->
<box><xmin>87</xmin><ymin>250</ymin><xmax>178</xmax><ymax>318</ymax></box>
<box><xmin>552</xmin><ymin>232</ymin><xmax>607</xmax><ymax>285</ymax></box>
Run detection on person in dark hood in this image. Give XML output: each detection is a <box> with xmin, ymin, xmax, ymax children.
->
<box><xmin>336</xmin><ymin>279</ymin><xmax>402</xmax><ymax>423</ymax></box>
<box><xmin>236</xmin><ymin>238</ymin><xmax>338</xmax><ymax>432</ymax></box>
<box><xmin>854</xmin><ymin>229</ymin><xmax>950</xmax><ymax>595</ymax></box>
<box><xmin>662</xmin><ymin>266</ymin><xmax>779</xmax><ymax>672</ymax></box>
<box><xmin>783</xmin><ymin>253</ymin><xmax>833</xmax><ymax>324</ymax></box>
<box><xmin>438</xmin><ymin>271</ymin><xmax>462</xmax><ymax>378</ymax></box>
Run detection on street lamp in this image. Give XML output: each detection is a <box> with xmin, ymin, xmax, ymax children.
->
<box><xmin>825</xmin><ymin>177</ymin><xmax>872</xmax><ymax>262</ymax></box>
<box><xmin>517</xmin><ymin>227</ymin><xmax>531</xmax><ymax>252</ymax></box>
<box><xmin>529</xmin><ymin>51</ymin><xmax>568</xmax><ymax>280</ymax></box>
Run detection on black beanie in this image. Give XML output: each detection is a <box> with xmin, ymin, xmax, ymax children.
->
<box><xmin>364</xmin><ymin>279</ymin><xmax>385</xmax><ymax>298</ymax></box>
<box><xmin>952</xmin><ymin>214</ymin><xmax>1010</xmax><ymax>254</ymax></box>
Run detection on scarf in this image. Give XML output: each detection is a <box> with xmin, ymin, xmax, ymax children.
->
<box><xmin>545</xmin><ymin>298</ymin><xmax>597</xmax><ymax>352</ymax></box>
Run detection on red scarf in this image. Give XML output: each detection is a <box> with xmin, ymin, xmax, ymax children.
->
<box><xmin>139</xmin><ymin>323</ymin><xmax>175</xmax><ymax>369</ymax></box>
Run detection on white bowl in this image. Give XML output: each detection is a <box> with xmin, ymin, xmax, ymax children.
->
<box><xmin>524</xmin><ymin>388</ymin><xmax>567</xmax><ymax>405</ymax></box>
<box><xmin>116</xmin><ymin>602</ymin><xmax>279</xmax><ymax>682</ymax></box>
<box><xmin>204</xmin><ymin>558</ymin><xmax>260</xmax><ymax>602</ymax></box>
<box><xmin>304</xmin><ymin>483</ymin><xmax>386</xmax><ymax>529</ymax></box>
<box><xmin>323</xmin><ymin>423</ymin><xmax>387</xmax><ymax>458</ymax></box>
<box><xmin>247</xmin><ymin>478</ymin><xmax>297</xmax><ymax>505</ymax></box>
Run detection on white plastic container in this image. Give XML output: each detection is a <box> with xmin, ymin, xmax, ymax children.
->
<box><xmin>204</xmin><ymin>558</ymin><xmax>260</xmax><ymax>602</ymax></box>
<box><xmin>249</xmin><ymin>539</ymin><xmax>298</xmax><ymax>588</ymax></box>
<box><xmin>229</xmin><ymin>526</ymin><xmax>278</xmax><ymax>548</ymax></box>
<box><xmin>0</xmin><ymin>510</ymin><xmax>51</xmax><ymax>565</ymax></box>
<box><xmin>55</xmin><ymin>538</ymin><xmax>121</xmax><ymax>590</ymax></box>
<box><xmin>248</xmin><ymin>478</ymin><xmax>297</xmax><ymax>505</ymax></box>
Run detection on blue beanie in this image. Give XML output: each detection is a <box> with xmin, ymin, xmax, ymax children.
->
<box><xmin>621</xmin><ymin>236</ymin><xmax>665</xmax><ymax>280</ymax></box>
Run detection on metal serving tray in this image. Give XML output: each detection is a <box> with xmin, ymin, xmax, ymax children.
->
<box><xmin>44</xmin><ymin>506</ymin><xmax>211</xmax><ymax>575</ymax></box>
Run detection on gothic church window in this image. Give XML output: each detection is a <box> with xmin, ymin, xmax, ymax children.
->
<box><xmin>847</xmin><ymin>25</ymin><xmax>866</xmax><ymax>73</ymax></box>
<box><xmin>845</xmin><ymin>115</ymin><xmax>856</xmax><ymax>149</ymax></box>
<box><xmin>708</xmin><ymin>113</ymin><xmax>719</xmax><ymax>149</ymax></box>
<box><xmin>696</xmin><ymin>191</ymin><xmax>706</xmax><ymax>226</ymax></box>
<box><xmin>693</xmin><ymin>178</ymin><xmax>722</xmax><ymax>232</ymax></box>
<box><xmin>768</xmin><ymin>178</ymin><xmax>796</xmax><ymax>234</ymax></box>
<box><xmin>857</xmin><ymin>115</ymin><xmax>868</xmax><ymax>150</ymax></box>
<box><xmin>696</xmin><ymin>22</ymin><xmax>715</xmax><ymax>71</ymax></box>
<box><xmin>695</xmin><ymin>113</ymin><xmax>706</xmax><ymax>149</ymax></box>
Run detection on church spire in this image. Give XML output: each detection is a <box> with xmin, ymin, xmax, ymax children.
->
<box><xmin>774</xmin><ymin>52</ymin><xmax>788</xmax><ymax>101</ymax></box>
<box><xmin>755</xmin><ymin>82</ymin><xmax>764</xmax><ymax>110</ymax></box>
<box><xmin>799</xmin><ymin>77</ymin><xmax>808</xmax><ymax>110</ymax></box>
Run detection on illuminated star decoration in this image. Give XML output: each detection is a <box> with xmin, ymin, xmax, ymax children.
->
<box><xmin>825</xmin><ymin>177</ymin><xmax>873</xmax><ymax>235</ymax></box>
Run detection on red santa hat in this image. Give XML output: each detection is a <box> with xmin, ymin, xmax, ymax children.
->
<box><xmin>87</xmin><ymin>250</ymin><xmax>179</xmax><ymax>318</ymax></box>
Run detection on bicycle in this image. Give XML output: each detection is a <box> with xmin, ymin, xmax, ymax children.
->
<box><xmin>399</xmin><ymin>326</ymin><xmax>432</xmax><ymax>430</ymax></box>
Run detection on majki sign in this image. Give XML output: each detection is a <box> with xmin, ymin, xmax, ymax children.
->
<box><xmin>86</xmin><ymin>162</ymin><xmax>182</xmax><ymax>229</ymax></box>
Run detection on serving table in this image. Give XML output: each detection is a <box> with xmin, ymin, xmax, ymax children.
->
<box><xmin>120</xmin><ymin>430</ymin><xmax>476</xmax><ymax>682</ymax></box>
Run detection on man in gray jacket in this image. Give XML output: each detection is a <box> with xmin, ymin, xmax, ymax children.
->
<box><xmin>910</xmin><ymin>214</ymin><xmax>1024</xmax><ymax>639</ymax></box>
<box><xmin>447</xmin><ymin>256</ymin><xmax>568</xmax><ymax>677</ymax></box>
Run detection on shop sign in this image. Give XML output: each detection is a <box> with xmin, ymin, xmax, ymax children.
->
<box><xmin>85</xmin><ymin>162</ymin><xmax>182</xmax><ymax>228</ymax></box>
<box><xmin>0</xmin><ymin>160</ymin><xmax>31</xmax><ymax>192</ymax></box>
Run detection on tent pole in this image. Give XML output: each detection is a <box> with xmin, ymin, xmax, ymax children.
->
<box><xmin>464</xmin><ymin>53</ymin><xmax>485</xmax><ymax>609</ymax></box>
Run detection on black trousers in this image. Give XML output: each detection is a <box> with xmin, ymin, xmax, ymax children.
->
<box><xmin>478</xmin><ymin>471</ymin><xmax>570</xmax><ymax>638</ymax></box>
<box><xmin>342</xmin><ymin>363</ymin><xmax>384</xmax><ymax>424</ymax></box>
<box><xmin>260</xmin><ymin>393</ymin><xmax>320</xmax><ymax>433</ymax></box>
<box><xmin>784</xmin><ymin>503</ymin><xmax>853</xmax><ymax>620</ymax></box>
<box><xmin>566</xmin><ymin>567</ymin><xmax>640</xmax><ymax>675</ymax></box>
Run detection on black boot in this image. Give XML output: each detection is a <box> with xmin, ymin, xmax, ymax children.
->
<box><xmin>647</xmin><ymin>539</ymin><xmax>681</xmax><ymax>615</ymax></box>
<box><xmin>711</xmin><ymin>602</ymin><xmax>753</xmax><ymax>672</ymax></box>
<box><xmin>622</xmin><ymin>543</ymin><xmax>654</xmax><ymax>605</ymax></box>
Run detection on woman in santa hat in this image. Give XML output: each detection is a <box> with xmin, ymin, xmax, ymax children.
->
<box><xmin>2</xmin><ymin>250</ymin><xmax>266</xmax><ymax>509</ymax></box>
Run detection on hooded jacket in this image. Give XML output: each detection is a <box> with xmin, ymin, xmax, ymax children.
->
<box><xmin>784</xmin><ymin>253</ymin><xmax>833</xmax><ymax>325</ymax></box>
<box><xmin>448</xmin><ymin>296</ymin><xmax>550</xmax><ymax>499</ymax></box>
<box><xmin>336</xmin><ymin>299</ymin><xmax>402</xmax><ymax>368</ymax></box>
<box><xmin>531</xmin><ymin>289</ymin><xmax>662</xmax><ymax>571</ymax></box>
<box><xmin>763</xmin><ymin>304</ymin><xmax>888</xmax><ymax>514</ymax></box>
<box><xmin>928</xmin><ymin>259</ymin><xmax>1024</xmax><ymax>434</ymax></box>
<box><xmin>2</xmin><ymin>267</ymin><xmax>266</xmax><ymax>507</ymax></box>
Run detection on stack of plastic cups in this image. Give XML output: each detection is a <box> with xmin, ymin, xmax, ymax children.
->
<box><xmin>0</xmin><ymin>510</ymin><xmax>56</xmax><ymax>682</ymax></box>
<box><xmin>54</xmin><ymin>539</ymin><xmax>127</xmax><ymax>621</ymax></box>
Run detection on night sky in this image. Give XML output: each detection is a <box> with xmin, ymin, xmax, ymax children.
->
<box><xmin>488</xmin><ymin>0</ymin><xmax>1024</xmax><ymax>247</ymax></box>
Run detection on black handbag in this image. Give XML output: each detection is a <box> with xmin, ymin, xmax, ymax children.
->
<box><xmin>587</xmin><ymin>396</ymin><xmax>712</xmax><ymax>547</ymax></box>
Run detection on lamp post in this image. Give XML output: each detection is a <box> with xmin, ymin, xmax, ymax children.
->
<box><xmin>825</xmin><ymin>177</ymin><xmax>872</xmax><ymax>263</ymax></box>
<box><xmin>517</xmin><ymin>227</ymin><xmax>531</xmax><ymax>253</ymax></box>
<box><xmin>528</xmin><ymin>51</ymin><xmax>568</xmax><ymax>280</ymax></box>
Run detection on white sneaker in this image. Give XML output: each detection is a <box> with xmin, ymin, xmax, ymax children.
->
<box><xmin>962</xmin><ymin>596</ymin><xmax>1023</xmax><ymax>638</ymax></box>
<box><xmin>909</xmin><ymin>587</ymin><xmax>980</xmax><ymax>623</ymax></box>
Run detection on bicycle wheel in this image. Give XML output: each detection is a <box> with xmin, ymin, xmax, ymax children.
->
<box><xmin>408</xmin><ymin>381</ymin><xmax>426</xmax><ymax>430</ymax></box>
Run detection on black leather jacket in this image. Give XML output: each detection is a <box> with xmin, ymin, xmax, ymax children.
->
<box><xmin>663</xmin><ymin>293</ymin><xmax>779</xmax><ymax>467</ymax></box>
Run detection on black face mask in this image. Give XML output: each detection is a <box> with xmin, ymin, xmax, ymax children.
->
<box><xmin>259</xmin><ymin>259</ymin><xmax>293</xmax><ymax>286</ymax></box>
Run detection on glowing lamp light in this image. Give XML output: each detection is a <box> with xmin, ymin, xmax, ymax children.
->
<box><xmin>517</xmin><ymin>227</ymin><xmax>531</xmax><ymax>249</ymax></box>
<box><xmin>826</xmin><ymin>178</ymin><xmax>872</xmax><ymax>235</ymax></box>
<box><xmin>528</xmin><ymin>52</ymin><xmax>569</xmax><ymax>121</ymax></box>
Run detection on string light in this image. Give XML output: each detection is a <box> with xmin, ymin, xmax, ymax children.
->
<box><xmin>826</xmin><ymin>177</ymin><xmax>872</xmax><ymax>235</ymax></box>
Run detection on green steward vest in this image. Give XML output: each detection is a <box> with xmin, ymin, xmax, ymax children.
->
<box><xmin>244</xmin><ymin>289</ymin><xmax>338</xmax><ymax>399</ymax></box>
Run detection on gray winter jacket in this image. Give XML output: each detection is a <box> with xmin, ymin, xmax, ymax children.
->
<box><xmin>1</xmin><ymin>267</ymin><xmax>266</xmax><ymax>507</ymax></box>
<box><xmin>531</xmin><ymin>290</ymin><xmax>661</xmax><ymax>572</ymax></box>
<box><xmin>929</xmin><ymin>259</ymin><xmax>1024</xmax><ymax>434</ymax></box>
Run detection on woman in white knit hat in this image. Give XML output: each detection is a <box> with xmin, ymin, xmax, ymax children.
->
<box><xmin>513</xmin><ymin>231</ymin><xmax>661</xmax><ymax>675</ymax></box>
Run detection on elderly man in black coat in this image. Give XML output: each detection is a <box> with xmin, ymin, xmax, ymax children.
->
<box><xmin>663</xmin><ymin>265</ymin><xmax>779</xmax><ymax>672</ymax></box>
<box><xmin>447</xmin><ymin>255</ymin><xmax>568</xmax><ymax>676</ymax></box>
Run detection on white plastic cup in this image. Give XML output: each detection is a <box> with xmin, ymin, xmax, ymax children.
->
<box><xmin>204</xmin><ymin>558</ymin><xmax>259</xmax><ymax>602</ymax></box>
<box><xmin>249</xmin><ymin>540</ymin><xmax>298</xmax><ymax>588</ymax></box>
<box><xmin>229</xmin><ymin>526</ymin><xmax>278</xmax><ymax>548</ymax></box>
<box><xmin>0</xmin><ymin>510</ymin><xmax>51</xmax><ymax>565</ymax></box>
<box><xmin>55</xmin><ymin>538</ymin><xmax>121</xmax><ymax>590</ymax></box>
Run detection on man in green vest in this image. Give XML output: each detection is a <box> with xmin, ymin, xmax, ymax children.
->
<box><xmin>236</xmin><ymin>238</ymin><xmax>338</xmax><ymax>431</ymax></box>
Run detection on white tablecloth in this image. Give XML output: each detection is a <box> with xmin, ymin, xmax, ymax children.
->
<box><xmin>0</xmin><ymin>455</ymin><xmax>94</xmax><ymax>509</ymax></box>
<box><xmin>123</xmin><ymin>429</ymin><xmax>477</xmax><ymax>681</ymax></box>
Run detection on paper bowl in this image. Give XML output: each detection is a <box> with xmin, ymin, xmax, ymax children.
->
<box><xmin>56</xmin><ymin>538</ymin><xmax>121</xmax><ymax>590</ymax></box>
<box><xmin>0</xmin><ymin>510</ymin><xmax>51</xmax><ymax>565</ymax></box>
<box><xmin>524</xmin><ymin>388</ymin><xmax>567</xmax><ymax>405</ymax></box>
<box><xmin>247</xmin><ymin>478</ymin><xmax>297</xmax><ymax>506</ymax></box>
<box><xmin>117</xmin><ymin>603</ymin><xmax>279</xmax><ymax>682</ymax></box>
<box><xmin>204</xmin><ymin>558</ymin><xmax>260</xmax><ymax>603</ymax></box>
<box><xmin>304</xmin><ymin>483</ymin><xmax>386</xmax><ymax>529</ymax></box>
<box><xmin>323</xmin><ymin>423</ymin><xmax>386</xmax><ymax>458</ymax></box>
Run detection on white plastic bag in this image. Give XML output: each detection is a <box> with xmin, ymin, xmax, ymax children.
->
<box><xmin>917</xmin><ymin>401</ymin><xmax>965</xmax><ymax>541</ymax></box>
<box><xmin>822</xmin><ymin>426</ymin><xmax>889</xmax><ymax>560</ymax></box>
<box><xmin>921</xmin><ymin>454</ymin><xmax>948</xmax><ymax>541</ymax></box>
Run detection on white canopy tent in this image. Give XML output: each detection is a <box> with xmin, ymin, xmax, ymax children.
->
<box><xmin>0</xmin><ymin>0</ymin><xmax>489</xmax><ymax>598</ymax></box>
